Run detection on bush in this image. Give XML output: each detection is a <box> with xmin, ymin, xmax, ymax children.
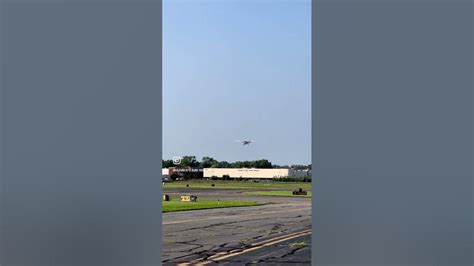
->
<box><xmin>273</xmin><ymin>176</ymin><xmax>311</xmax><ymax>182</ymax></box>
<box><xmin>209</xmin><ymin>175</ymin><xmax>220</xmax><ymax>180</ymax></box>
<box><xmin>170</xmin><ymin>173</ymin><xmax>180</xmax><ymax>181</ymax></box>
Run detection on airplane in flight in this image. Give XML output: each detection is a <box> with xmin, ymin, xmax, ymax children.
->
<box><xmin>236</xmin><ymin>139</ymin><xmax>252</xmax><ymax>146</ymax></box>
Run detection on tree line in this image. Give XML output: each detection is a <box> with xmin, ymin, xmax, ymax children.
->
<box><xmin>162</xmin><ymin>156</ymin><xmax>311</xmax><ymax>170</ymax></box>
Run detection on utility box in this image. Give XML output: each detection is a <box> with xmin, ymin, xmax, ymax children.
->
<box><xmin>181</xmin><ymin>195</ymin><xmax>197</xmax><ymax>202</ymax></box>
<box><xmin>163</xmin><ymin>194</ymin><xmax>170</xmax><ymax>201</ymax></box>
<box><xmin>181</xmin><ymin>195</ymin><xmax>190</xmax><ymax>202</ymax></box>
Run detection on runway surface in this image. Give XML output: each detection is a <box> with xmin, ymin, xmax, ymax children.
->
<box><xmin>162</xmin><ymin>189</ymin><xmax>311</xmax><ymax>265</ymax></box>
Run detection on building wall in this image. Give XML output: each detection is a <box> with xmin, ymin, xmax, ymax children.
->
<box><xmin>164</xmin><ymin>167</ymin><xmax>310</xmax><ymax>179</ymax></box>
<box><xmin>203</xmin><ymin>168</ymin><xmax>291</xmax><ymax>179</ymax></box>
<box><xmin>289</xmin><ymin>169</ymin><xmax>311</xmax><ymax>178</ymax></box>
<box><xmin>162</xmin><ymin>168</ymin><xmax>176</xmax><ymax>176</ymax></box>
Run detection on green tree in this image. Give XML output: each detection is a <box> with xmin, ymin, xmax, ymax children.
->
<box><xmin>201</xmin><ymin>156</ymin><xmax>218</xmax><ymax>168</ymax></box>
<box><xmin>254</xmin><ymin>159</ymin><xmax>272</xmax><ymax>168</ymax></box>
<box><xmin>217</xmin><ymin>161</ymin><xmax>231</xmax><ymax>168</ymax></box>
<box><xmin>162</xmin><ymin>159</ymin><xmax>174</xmax><ymax>168</ymax></box>
<box><xmin>178</xmin><ymin>156</ymin><xmax>199</xmax><ymax>168</ymax></box>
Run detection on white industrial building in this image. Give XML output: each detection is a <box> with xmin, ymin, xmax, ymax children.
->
<box><xmin>203</xmin><ymin>168</ymin><xmax>309</xmax><ymax>179</ymax></box>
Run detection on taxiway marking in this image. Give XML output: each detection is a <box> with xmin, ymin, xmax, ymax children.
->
<box><xmin>177</xmin><ymin>229</ymin><xmax>312</xmax><ymax>265</ymax></box>
<box><xmin>163</xmin><ymin>207</ymin><xmax>311</xmax><ymax>225</ymax></box>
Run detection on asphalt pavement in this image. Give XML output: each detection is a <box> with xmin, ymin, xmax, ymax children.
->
<box><xmin>162</xmin><ymin>189</ymin><xmax>311</xmax><ymax>265</ymax></box>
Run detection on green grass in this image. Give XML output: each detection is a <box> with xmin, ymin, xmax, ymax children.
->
<box><xmin>242</xmin><ymin>190</ymin><xmax>312</xmax><ymax>198</ymax></box>
<box><xmin>162</xmin><ymin>198</ymin><xmax>263</xmax><ymax>213</ymax></box>
<box><xmin>289</xmin><ymin>241</ymin><xmax>308</xmax><ymax>247</ymax></box>
<box><xmin>162</xmin><ymin>181</ymin><xmax>311</xmax><ymax>191</ymax></box>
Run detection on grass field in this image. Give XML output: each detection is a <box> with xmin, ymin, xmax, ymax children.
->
<box><xmin>162</xmin><ymin>181</ymin><xmax>311</xmax><ymax>190</ymax></box>
<box><xmin>243</xmin><ymin>190</ymin><xmax>312</xmax><ymax>198</ymax></box>
<box><xmin>162</xmin><ymin>198</ymin><xmax>264</xmax><ymax>213</ymax></box>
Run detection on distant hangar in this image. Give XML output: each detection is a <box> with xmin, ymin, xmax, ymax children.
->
<box><xmin>163</xmin><ymin>167</ymin><xmax>310</xmax><ymax>180</ymax></box>
<box><xmin>204</xmin><ymin>168</ymin><xmax>309</xmax><ymax>179</ymax></box>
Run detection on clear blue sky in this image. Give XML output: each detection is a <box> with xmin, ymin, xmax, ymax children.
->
<box><xmin>163</xmin><ymin>0</ymin><xmax>311</xmax><ymax>165</ymax></box>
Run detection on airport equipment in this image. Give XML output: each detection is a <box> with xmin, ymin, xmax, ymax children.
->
<box><xmin>181</xmin><ymin>195</ymin><xmax>197</xmax><ymax>202</ymax></box>
<box><xmin>163</xmin><ymin>194</ymin><xmax>170</xmax><ymax>201</ymax></box>
<box><xmin>292</xmin><ymin>188</ymin><xmax>307</xmax><ymax>195</ymax></box>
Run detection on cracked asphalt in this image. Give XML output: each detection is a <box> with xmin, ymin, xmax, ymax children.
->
<box><xmin>162</xmin><ymin>189</ymin><xmax>311</xmax><ymax>265</ymax></box>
